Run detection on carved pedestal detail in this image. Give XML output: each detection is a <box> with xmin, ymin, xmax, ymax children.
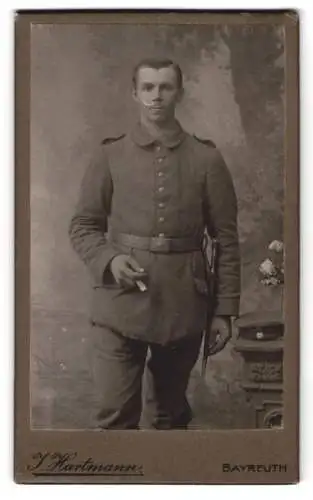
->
<box><xmin>234</xmin><ymin>311</ymin><xmax>284</xmax><ymax>429</ymax></box>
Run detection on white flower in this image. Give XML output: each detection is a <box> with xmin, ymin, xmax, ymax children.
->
<box><xmin>268</xmin><ymin>240</ymin><xmax>284</xmax><ymax>252</ymax></box>
<box><xmin>259</xmin><ymin>258</ymin><xmax>275</xmax><ymax>276</ymax></box>
<box><xmin>269</xmin><ymin>277</ymin><xmax>279</xmax><ymax>286</ymax></box>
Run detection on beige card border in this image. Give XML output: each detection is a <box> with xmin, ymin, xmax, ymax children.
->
<box><xmin>14</xmin><ymin>10</ymin><xmax>299</xmax><ymax>484</ymax></box>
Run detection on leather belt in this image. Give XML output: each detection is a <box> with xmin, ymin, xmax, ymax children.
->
<box><xmin>111</xmin><ymin>232</ymin><xmax>202</xmax><ymax>253</ymax></box>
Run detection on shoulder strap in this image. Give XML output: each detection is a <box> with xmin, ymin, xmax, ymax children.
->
<box><xmin>193</xmin><ymin>135</ymin><xmax>216</xmax><ymax>148</ymax></box>
<box><xmin>101</xmin><ymin>133</ymin><xmax>126</xmax><ymax>145</ymax></box>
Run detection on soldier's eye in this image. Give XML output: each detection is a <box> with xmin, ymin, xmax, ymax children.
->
<box><xmin>160</xmin><ymin>84</ymin><xmax>174</xmax><ymax>91</ymax></box>
<box><xmin>142</xmin><ymin>84</ymin><xmax>154</xmax><ymax>91</ymax></box>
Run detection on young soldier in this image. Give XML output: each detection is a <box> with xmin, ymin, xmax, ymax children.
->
<box><xmin>69</xmin><ymin>58</ymin><xmax>240</xmax><ymax>430</ymax></box>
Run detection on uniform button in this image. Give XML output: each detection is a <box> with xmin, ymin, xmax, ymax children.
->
<box><xmin>157</xmin><ymin>157</ymin><xmax>164</xmax><ymax>163</ymax></box>
<box><xmin>158</xmin><ymin>233</ymin><xmax>165</xmax><ymax>237</ymax></box>
<box><xmin>155</xmin><ymin>145</ymin><xmax>161</xmax><ymax>152</ymax></box>
<box><xmin>159</xmin><ymin>217</ymin><xmax>165</xmax><ymax>222</ymax></box>
<box><xmin>158</xmin><ymin>202</ymin><xmax>165</xmax><ymax>208</ymax></box>
<box><xmin>158</xmin><ymin>186</ymin><xmax>164</xmax><ymax>192</ymax></box>
<box><xmin>157</xmin><ymin>172</ymin><xmax>164</xmax><ymax>177</ymax></box>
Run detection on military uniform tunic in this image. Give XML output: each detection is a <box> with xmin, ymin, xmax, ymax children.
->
<box><xmin>69</xmin><ymin>120</ymin><xmax>241</xmax><ymax>345</ymax></box>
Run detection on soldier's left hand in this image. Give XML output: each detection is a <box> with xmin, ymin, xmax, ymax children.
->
<box><xmin>208</xmin><ymin>316</ymin><xmax>232</xmax><ymax>355</ymax></box>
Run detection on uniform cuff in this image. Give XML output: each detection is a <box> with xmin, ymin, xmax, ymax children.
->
<box><xmin>215</xmin><ymin>296</ymin><xmax>240</xmax><ymax>317</ymax></box>
<box><xmin>90</xmin><ymin>247</ymin><xmax>120</xmax><ymax>285</ymax></box>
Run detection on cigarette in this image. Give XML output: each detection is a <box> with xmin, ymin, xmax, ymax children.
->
<box><xmin>136</xmin><ymin>280</ymin><xmax>148</xmax><ymax>292</ymax></box>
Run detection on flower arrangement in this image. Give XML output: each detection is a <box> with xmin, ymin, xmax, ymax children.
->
<box><xmin>259</xmin><ymin>240</ymin><xmax>284</xmax><ymax>286</ymax></box>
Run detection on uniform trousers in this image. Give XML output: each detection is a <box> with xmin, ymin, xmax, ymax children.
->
<box><xmin>89</xmin><ymin>325</ymin><xmax>203</xmax><ymax>430</ymax></box>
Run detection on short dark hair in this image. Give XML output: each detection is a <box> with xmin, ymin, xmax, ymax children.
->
<box><xmin>132</xmin><ymin>58</ymin><xmax>183</xmax><ymax>89</ymax></box>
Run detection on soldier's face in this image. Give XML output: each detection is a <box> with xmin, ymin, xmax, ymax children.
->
<box><xmin>133</xmin><ymin>66</ymin><xmax>183</xmax><ymax>123</ymax></box>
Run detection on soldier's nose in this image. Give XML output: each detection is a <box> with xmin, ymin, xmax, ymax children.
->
<box><xmin>153</xmin><ymin>88</ymin><xmax>162</xmax><ymax>99</ymax></box>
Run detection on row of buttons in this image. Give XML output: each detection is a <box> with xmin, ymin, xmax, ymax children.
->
<box><xmin>155</xmin><ymin>144</ymin><xmax>166</xmax><ymax>237</ymax></box>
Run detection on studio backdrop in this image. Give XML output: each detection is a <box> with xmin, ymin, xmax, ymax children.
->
<box><xmin>30</xmin><ymin>23</ymin><xmax>285</xmax><ymax>430</ymax></box>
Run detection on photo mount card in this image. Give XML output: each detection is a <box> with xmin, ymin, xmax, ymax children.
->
<box><xmin>14</xmin><ymin>10</ymin><xmax>299</xmax><ymax>484</ymax></box>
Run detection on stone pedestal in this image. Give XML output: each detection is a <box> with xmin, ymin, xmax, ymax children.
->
<box><xmin>234</xmin><ymin>310</ymin><xmax>284</xmax><ymax>428</ymax></box>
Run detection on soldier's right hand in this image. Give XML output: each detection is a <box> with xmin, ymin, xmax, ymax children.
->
<box><xmin>110</xmin><ymin>254</ymin><xmax>147</xmax><ymax>288</ymax></box>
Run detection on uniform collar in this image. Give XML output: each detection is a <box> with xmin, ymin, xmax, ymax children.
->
<box><xmin>130</xmin><ymin>120</ymin><xmax>186</xmax><ymax>149</ymax></box>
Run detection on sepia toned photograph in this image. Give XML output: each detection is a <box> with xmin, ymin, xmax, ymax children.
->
<box><xmin>30</xmin><ymin>20</ymin><xmax>286</xmax><ymax>432</ymax></box>
<box><xmin>15</xmin><ymin>10</ymin><xmax>299</xmax><ymax>484</ymax></box>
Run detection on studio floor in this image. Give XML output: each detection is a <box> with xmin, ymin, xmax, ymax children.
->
<box><xmin>30</xmin><ymin>307</ymin><xmax>255</xmax><ymax>430</ymax></box>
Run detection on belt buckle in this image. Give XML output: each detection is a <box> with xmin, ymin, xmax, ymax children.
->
<box><xmin>152</xmin><ymin>235</ymin><xmax>170</xmax><ymax>253</ymax></box>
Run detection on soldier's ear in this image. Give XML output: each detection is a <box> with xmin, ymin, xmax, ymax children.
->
<box><xmin>176</xmin><ymin>87</ymin><xmax>184</xmax><ymax>103</ymax></box>
<box><xmin>132</xmin><ymin>86</ymin><xmax>139</xmax><ymax>103</ymax></box>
